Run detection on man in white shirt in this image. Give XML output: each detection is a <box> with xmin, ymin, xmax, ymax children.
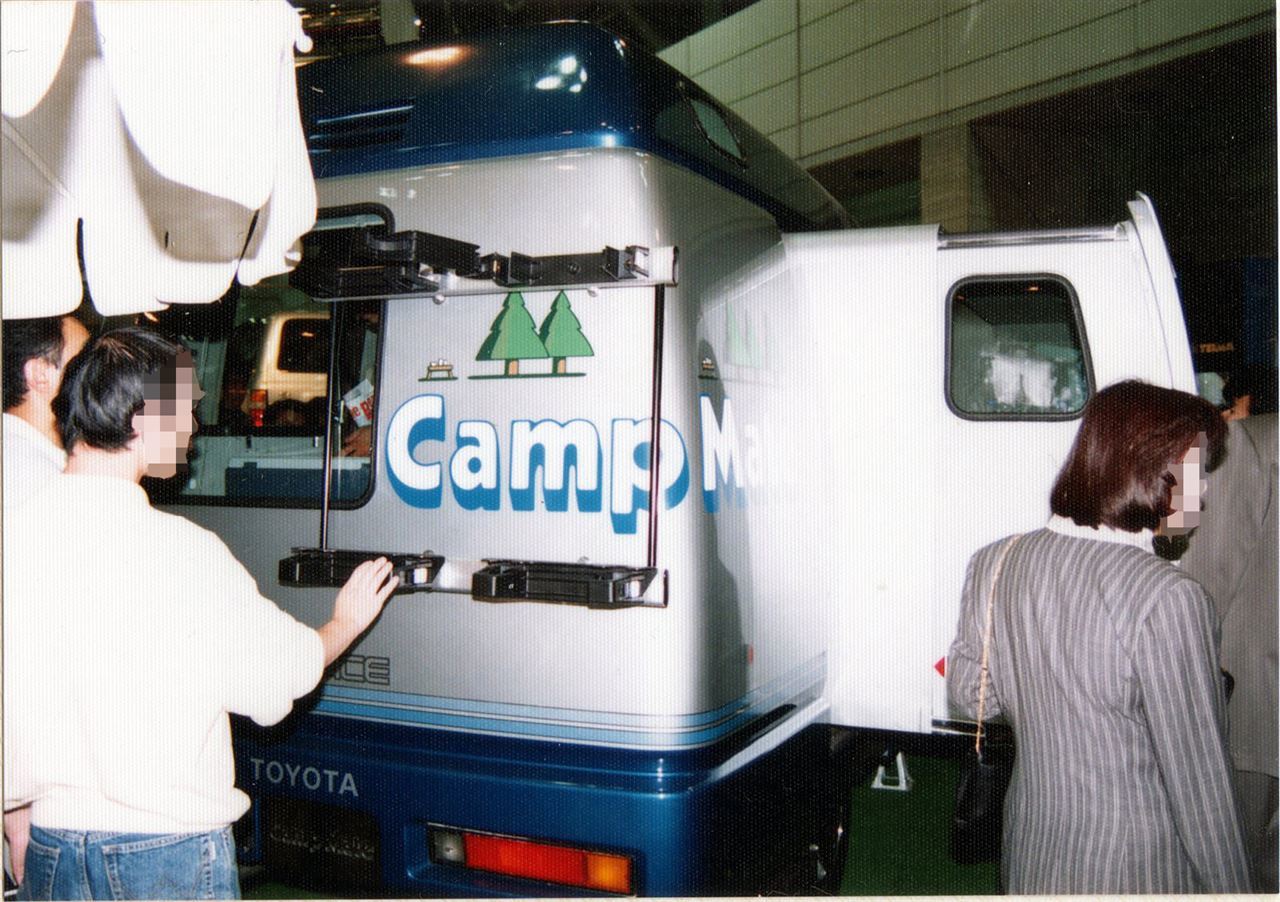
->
<box><xmin>1</xmin><ymin>313</ymin><xmax>89</xmax><ymax>889</ymax></box>
<box><xmin>3</xmin><ymin>326</ymin><xmax>400</xmax><ymax>899</ymax></box>
<box><xmin>2</xmin><ymin>314</ymin><xmax>91</xmax><ymax>510</ymax></box>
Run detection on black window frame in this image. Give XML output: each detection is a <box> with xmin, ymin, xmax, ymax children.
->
<box><xmin>143</xmin><ymin>296</ymin><xmax>386</xmax><ymax>511</ymax></box>
<box><xmin>944</xmin><ymin>273</ymin><xmax>1095</xmax><ymax>422</ymax></box>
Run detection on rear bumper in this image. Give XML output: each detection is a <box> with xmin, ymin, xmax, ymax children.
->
<box><xmin>233</xmin><ymin>699</ymin><xmax>832</xmax><ymax>896</ymax></box>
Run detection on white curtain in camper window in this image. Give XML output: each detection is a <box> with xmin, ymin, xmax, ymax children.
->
<box><xmin>1</xmin><ymin>0</ymin><xmax>317</xmax><ymax>318</ymax></box>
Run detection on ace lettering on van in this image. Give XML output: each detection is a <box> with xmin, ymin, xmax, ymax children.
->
<box><xmin>384</xmin><ymin>393</ymin><xmax>756</xmax><ymax>531</ymax></box>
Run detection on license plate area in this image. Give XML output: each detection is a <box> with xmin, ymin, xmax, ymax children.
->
<box><xmin>263</xmin><ymin>797</ymin><xmax>381</xmax><ymax>890</ymax></box>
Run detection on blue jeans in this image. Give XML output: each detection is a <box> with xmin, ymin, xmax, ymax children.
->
<box><xmin>19</xmin><ymin>826</ymin><xmax>240</xmax><ymax>900</ymax></box>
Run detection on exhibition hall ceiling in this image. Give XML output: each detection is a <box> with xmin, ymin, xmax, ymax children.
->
<box><xmin>290</xmin><ymin>0</ymin><xmax>757</xmax><ymax>57</ymax></box>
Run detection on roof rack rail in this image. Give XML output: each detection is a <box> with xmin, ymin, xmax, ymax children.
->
<box><xmin>939</xmin><ymin>224</ymin><xmax>1124</xmax><ymax>248</ymax></box>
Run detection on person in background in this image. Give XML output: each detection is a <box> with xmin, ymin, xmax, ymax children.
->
<box><xmin>948</xmin><ymin>380</ymin><xmax>1252</xmax><ymax>893</ymax></box>
<box><xmin>3</xmin><ymin>326</ymin><xmax>400</xmax><ymax>900</ymax></box>
<box><xmin>1181</xmin><ymin>410</ymin><xmax>1278</xmax><ymax>891</ymax></box>
<box><xmin>338</xmin><ymin>304</ymin><xmax>380</xmax><ymax>457</ymax></box>
<box><xmin>2</xmin><ymin>314</ymin><xmax>91</xmax><ymax>508</ymax></box>
<box><xmin>1</xmin><ymin>313</ymin><xmax>90</xmax><ymax>890</ymax></box>
<box><xmin>1221</xmin><ymin>363</ymin><xmax>1278</xmax><ymax>420</ymax></box>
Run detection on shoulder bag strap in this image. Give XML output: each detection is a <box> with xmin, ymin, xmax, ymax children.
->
<box><xmin>975</xmin><ymin>533</ymin><xmax>1024</xmax><ymax>757</ymax></box>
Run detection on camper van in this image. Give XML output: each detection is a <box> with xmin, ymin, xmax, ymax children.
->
<box><xmin>147</xmin><ymin>23</ymin><xmax>1197</xmax><ymax>896</ymax></box>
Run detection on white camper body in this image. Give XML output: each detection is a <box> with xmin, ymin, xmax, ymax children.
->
<box><xmin>785</xmin><ymin>203</ymin><xmax>1193</xmax><ymax>733</ymax></box>
<box><xmin>148</xmin><ymin>23</ymin><xmax>1197</xmax><ymax>895</ymax></box>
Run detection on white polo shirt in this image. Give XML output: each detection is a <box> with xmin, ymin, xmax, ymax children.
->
<box><xmin>3</xmin><ymin>474</ymin><xmax>324</xmax><ymax>832</ymax></box>
<box><xmin>2</xmin><ymin>412</ymin><xmax>66</xmax><ymax>511</ymax></box>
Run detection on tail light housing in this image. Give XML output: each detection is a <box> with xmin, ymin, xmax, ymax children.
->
<box><xmin>429</xmin><ymin>826</ymin><xmax>633</xmax><ymax>894</ymax></box>
<box><xmin>247</xmin><ymin>389</ymin><xmax>268</xmax><ymax>428</ymax></box>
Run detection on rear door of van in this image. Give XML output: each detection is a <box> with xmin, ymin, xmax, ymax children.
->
<box><xmin>927</xmin><ymin>219</ymin><xmax>1193</xmax><ymax>727</ymax></box>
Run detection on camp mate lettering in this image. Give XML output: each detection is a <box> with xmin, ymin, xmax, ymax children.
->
<box><xmin>384</xmin><ymin>394</ymin><xmax>766</xmax><ymax>533</ymax></box>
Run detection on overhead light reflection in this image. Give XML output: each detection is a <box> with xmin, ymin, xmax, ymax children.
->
<box><xmin>406</xmin><ymin>46</ymin><xmax>466</xmax><ymax>66</ymax></box>
<box><xmin>536</xmin><ymin>58</ymin><xmax>587</xmax><ymax>91</ymax></box>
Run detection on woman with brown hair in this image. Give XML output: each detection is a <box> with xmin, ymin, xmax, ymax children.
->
<box><xmin>948</xmin><ymin>379</ymin><xmax>1253</xmax><ymax>893</ymax></box>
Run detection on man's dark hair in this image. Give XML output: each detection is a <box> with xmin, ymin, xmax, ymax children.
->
<box><xmin>1050</xmin><ymin>380</ymin><xmax>1227</xmax><ymax>532</ymax></box>
<box><xmin>54</xmin><ymin>326</ymin><xmax>185</xmax><ymax>452</ymax></box>
<box><xmin>3</xmin><ymin>316</ymin><xmax>69</xmax><ymax>410</ymax></box>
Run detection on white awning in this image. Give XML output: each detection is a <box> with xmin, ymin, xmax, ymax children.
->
<box><xmin>2</xmin><ymin>0</ymin><xmax>317</xmax><ymax>318</ymax></box>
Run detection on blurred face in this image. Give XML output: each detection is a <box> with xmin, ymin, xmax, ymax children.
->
<box><xmin>132</xmin><ymin>351</ymin><xmax>204</xmax><ymax>479</ymax></box>
<box><xmin>1161</xmin><ymin>435</ymin><xmax>1207</xmax><ymax>535</ymax></box>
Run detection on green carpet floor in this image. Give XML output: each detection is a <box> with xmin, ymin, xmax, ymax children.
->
<box><xmin>244</xmin><ymin>753</ymin><xmax>1000</xmax><ymax>898</ymax></box>
<box><xmin>840</xmin><ymin>753</ymin><xmax>1000</xmax><ymax>895</ymax></box>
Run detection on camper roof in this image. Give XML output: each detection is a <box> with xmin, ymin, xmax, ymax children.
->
<box><xmin>297</xmin><ymin>22</ymin><xmax>848</xmax><ymax>232</ymax></box>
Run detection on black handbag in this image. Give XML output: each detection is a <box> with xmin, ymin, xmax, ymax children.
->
<box><xmin>950</xmin><ymin>534</ymin><xmax>1022</xmax><ymax>865</ymax></box>
<box><xmin>951</xmin><ymin>739</ymin><xmax>1013</xmax><ymax>863</ymax></box>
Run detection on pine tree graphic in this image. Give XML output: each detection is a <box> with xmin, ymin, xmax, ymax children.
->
<box><xmin>538</xmin><ymin>291</ymin><xmax>594</xmax><ymax>374</ymax></box>
<box><xmin>476</xmin><ymin>292</ymin><xmax>549</xmax><ymax>376</ymax></box>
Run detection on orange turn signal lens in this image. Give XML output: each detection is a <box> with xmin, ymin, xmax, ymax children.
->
<box><xmin>584</xmin><ymin>849</ymin><xmax>633</xmax><ymax>894</ymax></box>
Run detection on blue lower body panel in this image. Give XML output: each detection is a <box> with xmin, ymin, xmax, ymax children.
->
<box><xmin>232</xmin><ymin>705</ymin><xmax>838</xmax><ymax>896</ymax></box>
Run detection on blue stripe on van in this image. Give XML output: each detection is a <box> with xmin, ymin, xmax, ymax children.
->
<box><xmin>307</xmin><ymin>130</ymin><xmax>629</xmax><ymax>168</ymax></box>
<box><xmin>310</xmin><ymin>655</ymin><xmax>824</xmax><ymax>748</ymax></box>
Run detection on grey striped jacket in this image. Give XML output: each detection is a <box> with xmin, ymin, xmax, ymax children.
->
<box><xmin>948</xmin><ymin>520</ymin><xmax>1253</xmax><ymax>893</ymax></box>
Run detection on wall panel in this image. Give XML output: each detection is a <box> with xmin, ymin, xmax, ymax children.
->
<box><xmin>658</xmin><ymin>0</ymin><xmax>1273</xmax><ymax>168</ymax></box>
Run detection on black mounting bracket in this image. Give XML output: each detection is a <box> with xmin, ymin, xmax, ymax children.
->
<box><xmin>279</xmin><ymin>547</ymin><xmax>444</xmax><ymax>594</ymax></box>
<box><xmin>471</xmin><ymin>560</ymin><xmax>661</xmax><ymax>607</ymax></box>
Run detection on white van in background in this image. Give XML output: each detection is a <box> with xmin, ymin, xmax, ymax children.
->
<box><xmin>243</xmin><ymin>311</ymin><xmax>330</xmax><ymax>427</ymax></box>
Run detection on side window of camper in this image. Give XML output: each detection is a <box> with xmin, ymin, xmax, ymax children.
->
<box><xmin>947</xmin><ymin>276</ymin><xmax>1092</xmax><ymax>418</ymax></box>
<box><xmin>143</xmin><ymin>280</ymin><xmax>382</xmax><ymax>507</ymax></box>
<box><xmin>688</xmin><ymin>97</ymin><xmax>745</xmax><ymax>162</ymax></box>
<box><xmin>658</xmin><ymin>82</ymin><xmax>748</xmax><ymax>168</ymax></box>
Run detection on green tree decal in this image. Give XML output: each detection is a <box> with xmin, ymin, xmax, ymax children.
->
<box><xmin>476</xmin><ymin>292</ymin><xmax>548</xmax><ymax>376</ymax></box>
<box><xmin>538</xmin><ymin>291</ymin><xmax>594</xmax><ymax>374</ymax></box>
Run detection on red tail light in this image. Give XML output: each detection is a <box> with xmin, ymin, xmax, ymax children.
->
<box><xmin>430</xmin><ymin>827</ymin><xmax>632</xmax><ymax>894</ymax></box>
<box><xmin>248</xmin><ymin>389</ymin><xmax>267</xmax><ymax>428</ymax></box>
